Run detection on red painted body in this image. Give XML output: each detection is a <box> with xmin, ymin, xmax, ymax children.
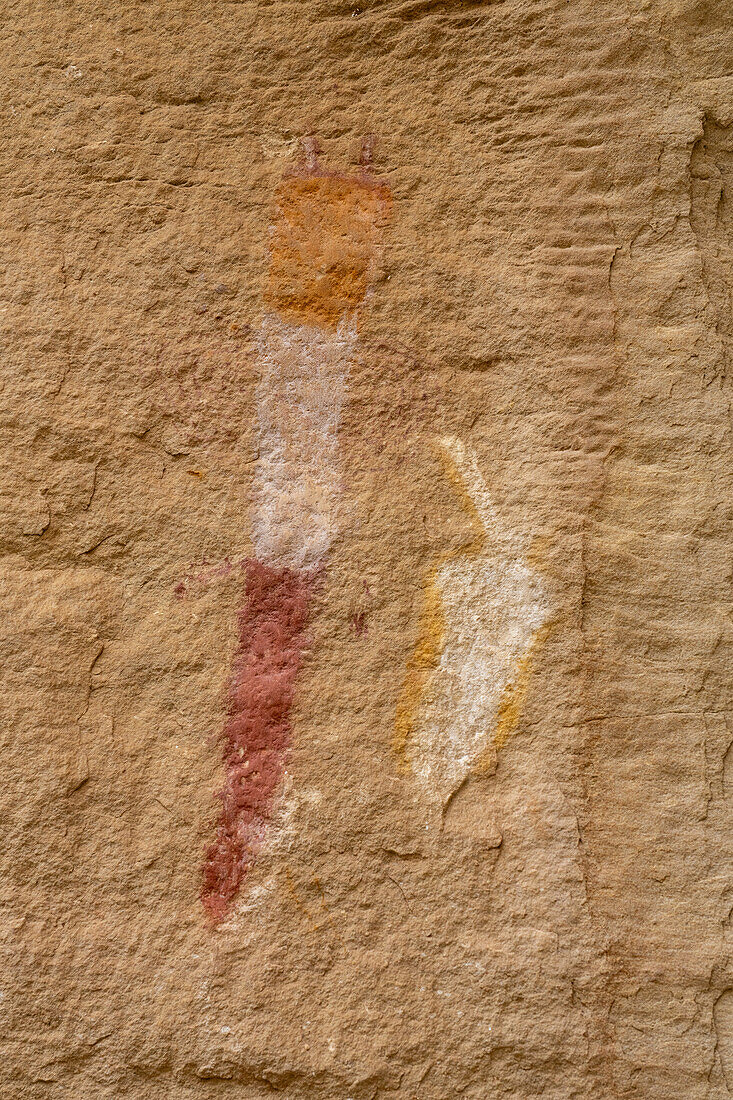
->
<box><xmin>201</xmin><ymin>560</ymin><xmax>314</xmax><ymax>925</ymax></box>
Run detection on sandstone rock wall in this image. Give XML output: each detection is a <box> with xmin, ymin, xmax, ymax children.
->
<box><xmin>1</xmin><ymin>1</ymin><xmax>732</xmax><ymax>1097</ymax></box>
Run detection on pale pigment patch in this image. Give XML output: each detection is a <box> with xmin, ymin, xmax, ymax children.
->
<box><xmin>213</xmin><ymin>779</ymin><xmax>323</xmax><ymax>932</ymax></box>
<box><xmin>259</xmin><ymin>133</ymin><xmax>300</xmax><ymax>162</ymax></box>
<box><xmin>251</xmin><ymin>313</ymin><xmax>358</xmax><ymax>571</ymax></box>
<box><xmin>264</xmin><ymin>773</ymin><xmax>324</xmax><ymax>855</ymax></box>
<box><xmin>397</xmin><ymin>435</ymin><xmax>549</xmax><ymax>807</ymax></box>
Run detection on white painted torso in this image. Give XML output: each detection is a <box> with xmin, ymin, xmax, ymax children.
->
<box><xmin>251</xmin><ymin>314</ymin><xmax>358</xmax><ymax>571</ymax></box>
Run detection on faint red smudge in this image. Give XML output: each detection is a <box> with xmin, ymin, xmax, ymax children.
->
<box><xmin>349</xmin><ymin>609</ymin><xmax>368</xmax><ymax>637</ymax></box>
<box><xmin>174</xmin><ymin>556</ymin><xmax>246</xmax><ymax>599</ymax></box>
<box><xmin>201</xmin><ymin>560</ymin><xmax>315</xmax><ymax>926</ymax></box>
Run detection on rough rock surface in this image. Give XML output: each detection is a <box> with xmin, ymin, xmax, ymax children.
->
<box><xmin>1</xmin><ymin>1</ymin><xmax>732</xmax><ymax>1097</ymax></box>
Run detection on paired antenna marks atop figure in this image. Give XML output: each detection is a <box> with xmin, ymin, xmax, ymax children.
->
<box><xmin>300</xmin><ymin>134</ymin><xmax>379</xmax><ymax>175</ymax></box>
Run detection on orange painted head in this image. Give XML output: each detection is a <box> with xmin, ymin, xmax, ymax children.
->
<box><xmin>265</xmin><ymin>164</ymin><xmax>391</xmax><ymax>330</ymax></box>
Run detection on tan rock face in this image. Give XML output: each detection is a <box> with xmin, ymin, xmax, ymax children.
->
<box><xmin>1</xmin><ymin>2</ymin><xmax>732</xmax><ymax>1097</ymax></box>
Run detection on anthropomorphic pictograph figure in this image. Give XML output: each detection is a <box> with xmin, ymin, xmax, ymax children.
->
<box><xmin>393</xmin><ymin>434</ymin><xmax>550</xmax><ymax>813</ymax></box>
<box><xmin>201</xmin><ymin>141</ymin><xmax>391</xmax><ymax>925</ymax></box>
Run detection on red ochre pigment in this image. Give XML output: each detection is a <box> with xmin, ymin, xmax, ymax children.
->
<box><xmin>201</xmin><ymin>560</ymin><xmax>315</xmax><ymax>925</ymax></box>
